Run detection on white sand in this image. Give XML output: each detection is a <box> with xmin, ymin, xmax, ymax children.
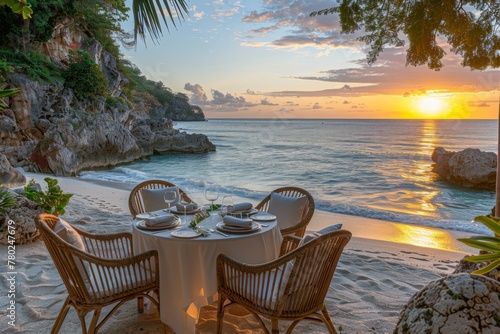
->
<box><xmin>0</xmin><ymin>173</ymin><xmax>476</xmax><ymax>334</ymax></box>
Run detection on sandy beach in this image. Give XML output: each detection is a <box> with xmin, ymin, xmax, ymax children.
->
<box><xmin>1</xmin><ymin>172</ymin><xmax>477</xmax><ymax>334</ymax></box>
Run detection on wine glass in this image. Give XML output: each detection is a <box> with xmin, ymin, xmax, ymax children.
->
<box><xmin>219</xmin><ymin>196</ymin><xmax>234</xmax><ymax>220</ymax></box>
<box><xmin>205</xmin><ymin>186</ymin><xmax>219</xmax><ymax>215</ymax></box>
<box><xmin>177</xmin><ymin>200</ymin><xmax>191</xmax><ymax>225</ymax></box>
<box><xmin>163</xmin><ymin>190</ymin><xmax>178</xmax><ymax>213</ymax></box>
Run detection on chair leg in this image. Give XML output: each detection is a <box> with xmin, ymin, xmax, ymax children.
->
<box><xmin>271</xmin><ymin>319</ymin><xmax>280</xmax><ymax>333</ymax></box>
<box><xmin>216</xmin><ymin>294</ymin><xmax>227</xmax><ymax>334</ymax></box>
<box><xmin>321</xmin><ymin>307</ymin><xmax>338</xmax><ymax>334</ymax></box>
<box><xmin>87</xmin><ymin>308</ymin><xmax>102</xmax><ymax>334</ymax></box>
<box><xmin>137</xmin><ymin>296</ymin><xmax>144</xmax><ymax>313</ymax></box>
<box><xmin>50</xmin><ymin>297</ymin><xmax>71</xmax><ymax>334</ymax></box>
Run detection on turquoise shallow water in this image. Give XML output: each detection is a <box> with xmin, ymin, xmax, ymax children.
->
<box><xmin>80</xmin><ymin>119</ymin><xmax>497</xmax><ymax>235</ymax></box>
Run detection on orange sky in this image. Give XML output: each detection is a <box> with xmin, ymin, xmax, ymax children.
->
<box><xmin>124</xmin><ymin>1</ymin><xmax>500</xmax><ymax>119</ymax></box>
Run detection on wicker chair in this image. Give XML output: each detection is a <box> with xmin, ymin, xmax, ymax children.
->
<box><xmin>255</xmin><ymin>187</ymin><xmax>315</xmax><ymax>237</ymax></box>
<box><xmin>216</xmin><ymin>229</ymin><xmax>351</xmax><ymax>334</ymax></box>
<box><xmin>36</xmin><ymin>214</ymin><xmax>160</xmax><ymax>334</ymax></box>
<box><xmin>128</xmin><ymin>179</ymin><xmax>192</xmax><ymax>218</ymax></box>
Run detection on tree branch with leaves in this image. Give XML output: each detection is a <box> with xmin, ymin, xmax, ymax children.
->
<box><xmin>311</xmin><ymin>0</ymin><xmax>499</xmax><ymax>71</ymax></box>
<box><xmin>0</xmin><ymin>0</ymin><xmax>33</xmax><ymax>19</ymax></box>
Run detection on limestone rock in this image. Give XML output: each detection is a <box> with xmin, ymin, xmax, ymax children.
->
<box><xmin>153</xmin><ymin>131</ymin><xmax>216</xmax><ymax>153</ymax></box>
<box><xmin>0</xmin><ymin>195</ymin><xmax>44</xmax><ymax>245</ymax></box>
<box><xmin>394</xmin><ymin>274</ymin><xmax>500</xmax><ymax>334</ymax></box>
<box><xmin>34</xmin><ymin>18</ymin><xmax>83</xmax><ymax>62</ymax></box>
<box><xmin>431</xmin><ymin>147</ymin><xmax>496</xmax><ymax>190</ymax></box>
<box><xmin>0</xmin><ymin>154</ymin><xmax>26</xmax><ymax>187</ymax></box>
<box><xmin>39</xmin><ymin>114</ymin><xmax>143</xmax><ymax>176</ymax></box>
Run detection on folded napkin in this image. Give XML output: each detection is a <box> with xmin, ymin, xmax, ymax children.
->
<box><xmin>223</xmin><ymin>216</ymin><xmax>253</xmax><ymax>228</ymax></box>
<box><xmin>145</xmin><ymin>214</ymin><xmax>176</xmax><ymax>227</ymax></box>
<box><xmin>176</xmin><ymin>202</ymin><xmax>198</xmax><ymax>212</ymax></box>
<box><xmin>227</xmin><ymin>202</ymin><xmax>253</xmax><ymax>213</ymax></box>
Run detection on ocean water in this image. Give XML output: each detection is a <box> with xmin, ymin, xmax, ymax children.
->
<box><xmin>80</xmin><ymin>119</ymin><xmax>497</xmax><ymax>235</ymax></box>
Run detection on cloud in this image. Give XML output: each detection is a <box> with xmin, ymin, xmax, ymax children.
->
<box><xmin>312</xmin><ymin>102</ymin><xmax>322</xmax><ymax>109</ymax></box>
<box><xmin>191</xmin><ymin>6</ymin><xmax>205</xmax><ymax>20</ymax></box>
<box><xmin>261</xmin><ymin>98</ymin><xmax>278</xmax><ymax>106</ymax></box>
<box><xmin>468</xmin><ymin>101</ymin><xmax>490</xmax><ymax>108</ymax></box>
<box><xmin>211</xmin><ymin>89</ymin><xmax>254</xmax><ymax>107</ymax></box>
<box><xmin>184</xmin><ymin>83</ymin><xmax>208</xmax><ymax>104</ymax></box>
<box><xmin>184</xmin><ymin>83</ymin><xmax>262</xmax><ymax>112</ymax></box>
<box><xmin>263</xmin><ymin>47</ymin><xmax>500</xmax><ymax>97</ymax></box>
<box><xmin>240</xmin><ymin>1</ymin><xmax>361</xmax><ymax>52</ymax></box>
<box><xmin>343</xmin><ymin>100</ymin><xmax>351</xmax><ymax>104</ymax></box>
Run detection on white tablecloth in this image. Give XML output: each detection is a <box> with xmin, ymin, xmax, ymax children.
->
<box><xmin>132</xmin><ymin>214</ymin><xmax>282</xmax><ymax>334</ymax></box>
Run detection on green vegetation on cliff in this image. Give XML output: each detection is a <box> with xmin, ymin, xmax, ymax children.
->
<box><xmin>0</xmin><ymin>0</ymin><xmax>204</xmax><ymax>120</ymax></box>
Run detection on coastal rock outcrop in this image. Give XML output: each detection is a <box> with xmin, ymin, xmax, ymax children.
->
<box><xmin>394</xmin><ymin>273</ymin><xmax>500</xmax><ymax>334</ymax></box>
<box><xmin>0</xmin><ymin>154</ymin><xmax>25</xmax><ymax>187</ymax></box>
<box><xmin>0</xmin><ymin>21</ymin><xmax>214</xmax><ymax>177</ymax></box>
<box><xmin>431</xmin><ymin>147</ymin><xmax>496</xmax><ymax>190</ymax></box>
<box><xmin>0</xmin><ymin>195</ymin><xmax>43</xmax><ymax>245</ymax></box>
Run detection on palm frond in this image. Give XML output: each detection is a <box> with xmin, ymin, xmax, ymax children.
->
<box><xmin>132</xmin><ymin>0</ymin><xmax>189</xmax><ymax>44</ymax></box>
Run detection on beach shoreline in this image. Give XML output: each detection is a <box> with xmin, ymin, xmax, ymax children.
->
<box><xmin>1</xmin><ymin>172</ymin><xmax>476</xmax><ymax>333</ymax></box>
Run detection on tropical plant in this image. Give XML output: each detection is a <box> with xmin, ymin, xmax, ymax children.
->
<box><xmin>0</xmin><ymin>186</ymin><xmax>16</xmax><ymax>214</ymax></box>
<box><xmin>131</xmin><ymin>0</ymin><xmax>189</xmax><ymax>43</ymax></box>
<box><xmin>23</xmin><ymin>177</ymin><xmax>73</xmax><ymax>216</ymax></box>
<box><xmin>310</xmin><ymin>1</ymin><xmax>499</xmax><ymax>70</ymax></box>
<box><xmin>457</xmin><ymin>216</ymin><xmax>500</xmax><ymax>277</ymax></box>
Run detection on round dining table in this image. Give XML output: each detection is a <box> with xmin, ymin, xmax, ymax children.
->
<box><xmin>132</xmin><ymin>213</ymin><xmax>283</xmax><ymax>334</ymax></box>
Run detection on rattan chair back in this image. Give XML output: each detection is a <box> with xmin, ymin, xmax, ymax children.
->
<box><xmin>128</xmin><ymin>179</ymin><xmax>192</xmax><ymax>218</ymax></box>
<box><xmin>255</xmin><ymin>187</ymin><xmax>315</xmax><ymax>237</ymax></box>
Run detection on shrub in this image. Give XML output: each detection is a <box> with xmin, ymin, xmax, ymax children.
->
<box><xmin>62</xmin><ymin>50</ymin><xmax>107</xmax><ymax>100</ymax></box>
<box><xmin>23</xmin><ymin>177</ymin><xmax>73</xmax><ymax>216</ymax></box>
<box><xmin>0</xmin><ymin>49</ymin><xmax>62</xmax><ymax>83</ymax></box>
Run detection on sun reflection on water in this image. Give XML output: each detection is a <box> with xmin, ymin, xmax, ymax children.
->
<box><xmin>393</xmin><ymin>224</ymin><xmax>460</xmax><ymax>251</ymax></box>
<box><xmin>397</xmin><ymin>120</ymin><xmax>441</xmax><ymax>218</ymax></box>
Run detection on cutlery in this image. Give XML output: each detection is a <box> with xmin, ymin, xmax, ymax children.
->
<box><xmin>209</xmin><ymin>228</ymin><xmax>229</xmax><ymax>237</ymax></box>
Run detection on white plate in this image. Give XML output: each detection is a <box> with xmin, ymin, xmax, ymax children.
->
<box><xmin>135</xmin><ymin>219</ymin><xmax>180</xmax><ymax>230</ymax></box>
<box><xmin>171</xmin><ymin>230</ymin><xmax>200</xmax><ymax>238</ymax></box>
<box><xmin>169</xmin><ymin>206</ymin><xmax>200</xmax><ymax>215</ymax></box>
<box><xmin>216</xmin><ymin>222</ymin><xmax>261</xmax><ymax>233</ymax></box>
<box><xmin>251</xmin><ymin>213</ymin><xmax>277</xmax><ymax>221</ymax></box>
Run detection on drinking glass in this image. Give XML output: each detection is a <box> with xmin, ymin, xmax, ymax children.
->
<box><xmin>177</xmin><ymin>201</ymin><xmax>190</xmax><ymax>225</ymax></box>
<box><xmin>205</xmin><ymin>186</ymin><xmax>219</xmax><ymax>215</ymax></box>
<box><xmin>219</xmin><ymin>196</ymin><xmax>234</xmax><ymax>219</ymax></box>
<box><xmin>163</xmin><ymin>190</ymin><xmax>178</xmax><ymax>213</ymax></box>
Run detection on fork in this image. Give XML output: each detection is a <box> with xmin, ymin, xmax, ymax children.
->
<box><xmin>209</xmin><ymin>228</ymin><xmax>229</xmax><ymax>237</ymax></box>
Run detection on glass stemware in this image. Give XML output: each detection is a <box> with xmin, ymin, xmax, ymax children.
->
<box><xmin>219</xmin><ymin>196</ymin><xmax>234</xmax><ymax>220</ymax></box>
<box><xmin>177</xmin><ymin>200</ymin><xmax>190</xmax><ymax>225</ymax></box>
<box><xmin>205</xmin><ymin>186</ymin><xmax>220</xmax><ymax>215</ymax></box>
<box><xmin>163</xmin><ymin>190</ymin><xmax>178</xmax><ymax>213</ymax></box>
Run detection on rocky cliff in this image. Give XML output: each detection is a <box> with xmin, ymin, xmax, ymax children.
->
<box><xmin>0</xmin><ymin>20</ymin><xmax>214</xmax><ymax>181</ymax></box>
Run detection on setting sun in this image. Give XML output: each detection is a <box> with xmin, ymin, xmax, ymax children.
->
<box><xmin>418</xmin><ymin>97</ymin><xmax>444</xmax><ymax>116</ymax></box>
